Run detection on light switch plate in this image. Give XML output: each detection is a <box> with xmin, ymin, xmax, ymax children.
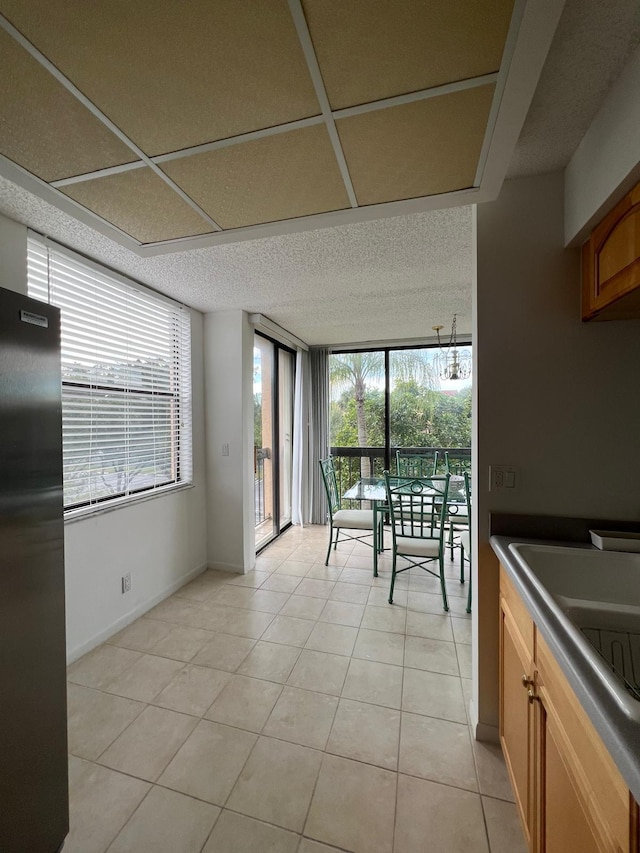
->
<box><xmin>490</xmin><ymin>465</ymin><xmax>517</xmax><ymax>491</ymax></box>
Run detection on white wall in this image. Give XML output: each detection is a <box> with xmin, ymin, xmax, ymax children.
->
<box><xmin>0</xmin><ymin>214</ymin><xmax>209</xmax><ymax>661</ymax></box>
<box><xmin>0</xmin><ymin>211</ymin><xmax>27</xmax><ymax>294</ymax></box>
<box><xmin>473</xmin><ymin>172</ymin><xmax>640</xmax><ymax>738</ymax></box>
<box><xmin>564</xmin><ymin>44</ymin><xmax>640</xmax><ymax>245</ymax></box>
<box><xmin>204</xmin><ymin>309</ymin><xmax>255</xmax><ymax>573</ymax></box>
<box><xmin>65</xmin><ymin>310</ymin><xmax>208</xmax><ymax>660</ymax></box>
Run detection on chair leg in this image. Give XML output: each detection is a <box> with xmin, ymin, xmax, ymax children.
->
<box><xmin>449</xmin><ymin>521</ymin><xmax>454</xmax><ymax>561</ymax></box>
<box><xmin>324</xmin><ymin>525</ymin><xmax>334</xmax><ymax>566</ymax></box>
<box><xmin>388</xmin><ymin>553</ymin><xmax>397</xmax><ymax>604</ymax></box>
<box><xmin>466</xmin><ymin>566</ymin><xmax>472</xmax><ymax>614</ymax></box>
<box><xmin>460</xmin><ymin>544</ymin><xmax>465</xmax><ymax>584</ymax></box>
<box><xmin>439</xmin><ymin>555</ymin><xmax>449</xmax><ymax>612</ymax></box>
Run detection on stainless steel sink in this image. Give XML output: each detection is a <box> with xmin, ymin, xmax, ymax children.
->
<box><xmin>508</xmin><ymin>543</ymin><xmax>640</xmax><ymax>721</ymax></box>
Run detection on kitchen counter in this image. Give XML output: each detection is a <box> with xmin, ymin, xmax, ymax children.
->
<box><xmin>491</xmin><ymin>534</ymin><xmax>640</xmax><ymax>803</ymax></box>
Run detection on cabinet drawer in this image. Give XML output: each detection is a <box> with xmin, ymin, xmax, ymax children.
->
<box><xmin>536</xmin><ymin>632</ymin><xmax>631</xmax><ymax>852</ymax></box>
<box><xmin>499</xmin><ymin>565</ymin><xmax>535</xmax><ymax>659</ymax></box>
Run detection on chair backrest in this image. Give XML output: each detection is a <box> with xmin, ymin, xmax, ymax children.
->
<box><xmin>444</xmin><ymin>451</ymin><xmax>472</xmax><ymax>476</ymax></box>
<box><xmin>463</xmin><ymin>471</ymin><xmax>472</xmax><ymax>554</ymax></box>
<box><xmin>319</xmin><ymin>456</ymin><xmax>341</xmax><ymax>518</ymax></box>
<box><xmin>396</xmin><ymin>450</ymin><xmax>439</xmax><ymax>477</ymax></box>
<box><xmin>384</xmin><ymin>472</ymin><xmax>450</xmax><ymax>544</ymax></box>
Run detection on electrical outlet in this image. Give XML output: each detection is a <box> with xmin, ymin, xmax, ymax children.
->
<box><xmin>222</xmin><ymin>442</ymin><xmax>230</xmax><ymax>456</ymax></box>
<box><xmin>122</xmin><ymin>573</ymin><xmax>131</xmax><ymax>594</ymax></box>
<box><xmin>490</xmin><ymin>465</ymin><xmax>517</xmax><ymax>492</ymax></box>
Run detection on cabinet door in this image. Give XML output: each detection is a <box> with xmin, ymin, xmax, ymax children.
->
<box><xmin>500</xmin><ymin>602</ymin><xmax>534</xmax><ymax>848</ymax></box>
<box><xmin>541</xmin><ymin>710</ymin><xmax>603</xmax><ymax>853</ymax></box>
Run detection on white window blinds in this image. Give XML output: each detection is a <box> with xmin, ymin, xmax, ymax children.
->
<box><xmin>27</xmin><ymin>234</ymin><xmax>192</xmax><ymax>512</ymax></box>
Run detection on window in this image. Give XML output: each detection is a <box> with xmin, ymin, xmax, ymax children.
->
<box><xmin>27</xmin><ymin>234</ymin><xmax>192</xmax><ymax>512</ymax></box>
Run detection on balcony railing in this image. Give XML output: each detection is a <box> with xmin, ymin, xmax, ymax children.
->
<box><xmin>330</xmin><ymin>446</ymin><xmax>471</xmax><ymax>506</ymax></box>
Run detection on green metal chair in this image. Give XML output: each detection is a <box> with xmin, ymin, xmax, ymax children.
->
<box><xmin>319</xmin><ymin>457</ymin><xmax>382</xmax><ymax>568</ymax></box>
<box><xmin>395</xmin><ymin>450</ymin><xmax>439</xmax><ymax>477</ymax></box>
<box><xmin>459</xmin><ymin>472</ymin><xmax>472</xmax><ymax>614</ymax></box>
<box><xmin>384</xmin><ymin>471</ymin><xmax>450</xmax><ymax>611</ymax></box>
<box><xmin>443</xmin><ymin>451</ymin><xmax>472</xmax><ymax>475</ymax></box>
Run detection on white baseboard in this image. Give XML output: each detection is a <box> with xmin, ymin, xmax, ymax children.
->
<box><xmin>468</xmin><ymin>698</ymin><xmax>500</xmax><ymax>743</ymax></box>
<box><xmin>207</xmin><ymin>560</ymin><xmax>244</xmax><ymax>574</ymax></box>
<box><xmin>66</xmin><ymin>562</ymin><xmax>208</xmax><ymax>664</ymax></box>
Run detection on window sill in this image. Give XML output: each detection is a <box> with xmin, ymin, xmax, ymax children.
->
<box><xmin>63</xmin><ymin>481</ymin><xmax>195</xmax><ymax>524</ymax></box>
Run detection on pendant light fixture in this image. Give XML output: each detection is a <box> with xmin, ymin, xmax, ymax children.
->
<box><xmin>432</xmin><ymin>314</ymin><xmax>472</xmax><ymax>381</ymax></box>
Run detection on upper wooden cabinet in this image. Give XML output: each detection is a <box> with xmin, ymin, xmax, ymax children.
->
<box><xmin>582</xmin><ymin>180</ymin><xmax>640</xmax><ymax>321</ymax></box>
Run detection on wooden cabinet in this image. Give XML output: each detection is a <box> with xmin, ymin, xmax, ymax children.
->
<box><xmin>582</xmin><ymin>180</ymin><xmax>640</xmax><ymax>320</ymax></box>
<box><xmin>499</xmin><ymin>565</ymin><xmax>640</xmax><ymax>852</ymax></box>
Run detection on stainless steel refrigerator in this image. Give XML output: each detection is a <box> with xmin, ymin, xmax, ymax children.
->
<box><xmin>0</xmin><ymin>285</ymin><xmax>69</xmax><ymax>852</ymax></box>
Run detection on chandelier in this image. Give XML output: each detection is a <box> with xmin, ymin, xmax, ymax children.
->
<box><xmin>432</xmin><ymin>314</ymin><xmax>472</xmax><ymax>381</ymax></box>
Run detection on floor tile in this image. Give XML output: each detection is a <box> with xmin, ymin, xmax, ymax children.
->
<box><xmin>152</xmin><ymin>664</ymin><xmax>231</xmax><ymax>716</ymax></box>
<box><xmin>402</xmin><ymin>668</ymin><xmax>467</xmax><ymax>723</ymax></box>
<box><xmin>205</xmin><ymin>674</ymin><xmax>282</xmax><ymax>732</ymax></box>
<box><xmin>102</xmin><ymin>654</ymin><xmax>184</xmax><ymax>702</ymax></box>
<box><xmin>319</xmin><ymin>599</ymin><xmax>365</xmax><ymax>628</ymax></box>
<box><xmin>305</xmin><ymin>621</ymin><xmax>358</xmax><ymax>656</ymax></box>
<box><xmin>404</xmin><ymin>635</ymin><xmax>459</xmax><ymax>675</ymax></box>
<box><xmin>263</xmin><ymin>686</ymin><xmax>338</xmax><ymax>749</ymax></box>
<box><xmin>219</xmin><ymin>606</ymin><xmax>275</xmax><ymax>639</ymax></box>
<box><xmin>262</xmin><ymin>614</ymin><xmax>316</xmax><ymax>647</ymax></box>
<box><xmin>255</xmin><ymin>555</ymin><xmax>285</xmax><ymax>571</ymax></box>
<box><xmin>246</xmin><ymin>588</ymin><xmax>290</xmax><ymax>613</ymax></box>
<box><xmin>399</xmin><ymin>711</ymin><xmax>478</xmax><ymax>791</ymax></box>
<box><xmin>149</xmin><ymin>625</ymin><xmax>216</xmax><ymax>662</ymax></box>
<box><xmin>67</xmin><ymin>645</ymin><xmax>141</xmax><ymax>690</ymax></box>
<box><xmin>352</xmin><ymin>627</ymin><xmax>405</xmax><ymax>666</ymax></box>
<box><xmin>457</xmin><ymin>642</ymin><xmax>473</xmax><ymax>678</ymax></box>
<box><xmin>158</xmin><ymin>719</ymin><xmax>256</xmax><ymax>805</ymax></box>
<box><xmin>202</xmin><ymin>810</ymin><xmax>300</xmax><ymax>853</ymax></box>
<box><xmin>342</xmin><ymin>658</ymin><xmax>403</xmax><ymax>709</ymax></box>
<box><xmin>65</xmin><ymin>756</ymin><xmax>150</xmax><ymax>853</ymax></box>
<box><xmin>326</xmin><ymin>698</ymin><xmax>400</xmax><ymax>770</ymax></box>
<box><xmin>99</xmin><ymin>705</ymin><xmax>197</xmax><ymax>781</ymax></box>
<box><xmin>173</xmin><ymin>574</ymin><xmax>223</xmax><ymax>602</ymax></box>
<box><xmin>226</xmin><ymin>736</ymin><xmax>322</xmax><ymax>832</ymax></box>
<box><xmin>191</xmin><ymin>633</ymin><xmax>256</xmax><ymax>672</ymax></box>
<box><xmin>305</xmin><ymin>754</ymin><xmax>396</xmax><ymax>853</ymax></box>
<box><xmin>275</xmin><ymin>560</ymin><xmax>314</xmax><ymax>577</ymax></box>
<box><xmin>298</xmin><ymin>840</ymin><xmax>342</xmax><ymax>853</ymax></box>
<box><xmin>108</xmin><ymin>618</ymin><xmax>174</xmax><ymax>653</ymax></box>
<box><xmin>482</xmin><ymin>795</ymin><xmax>527</xmax><ymax>853</ymax></box>
<box><xmin>186</xmin><ymin>602</ymin><xmax>236</xmax><ymax>632</ymax></box>
<box><xmin>394</xmin><ymin>774</ymin><xmax>489</xmax><ymax>853</ymax></box>
<box><xmin>406</xmin><ymin>590</ymin><xmax>448</xmax><ymax>615</ymax></box>
<box><xmin>452</xmin><ymin>616</ymin><xmax>473</xmax><ymax>645</ymax></box>
<box><xmin>368</xmin><ymin>585</ymin><xmax>407</xmax><ymax>607</ymax></box>
<box><xmin>227</xmin><ymin>569</ymin><xmax>272</xmax><ymax>588</ymax></box>
<box><xmin>145</xmin><ymin>596</ymin><xmax>202</xmax><ymax>625</ymax></box>
<box><xmin>338</xmin><ymin>568</ymin><xmax>374</xmax><ymax>585</ymax></box>
<box><xmin>305</xmin><ymin>564</ymin><xmax>343</xmax><ymax>581</ymax></box>
<box><xmin>214</xmin><ymin>585</ymin><xmax>257</xmax><ymax>608</ymax></box>
<box><xmin>330</xmin><ymin>582</ymin><xmax>370</xmax><ymax>604</ymax></box>
<box><xmin>237</xmin><ymin>640</ymin><xmax>301</xmax><ymax>682</ymax></box>
<box><xmin>405</xmin><ymin>609</ymin><xmax>454</xmax><ymax>641</ymax></box>
<box><xmin>261</xmin><ymin>573</ymin><xmax>302</xmax><ymax>593</ymax></box>
<box><xmin>67</xmin><ymin>684</ymin><xmax>144</xmax><ymax>760</ymax></box>
<box><xmin>296</xmin><ymin>578</ymin><xmax>336</xmax><ymax>599</ymax></box>
<box><xmin>345</xmin><ymin>553</ymin><xmax>376</xmax><ymax>570</ymax></box>
<box><xmin>287</xmin><ymin>649</ymin><xmax>350</xmax><ymax>696</ymax></box>
<box><xmin>280</xmin><ymin>594</ymin><xmax>327</xmax><ymax>620</ymax></box>
<box><xmin>360</xmin><ymin>604</ymin><xmax>406</xmax><ymax>634</ymax></box>
<box><xmin>106</xmin><ymin>785</ymin><xmax>219</xmax><ymax>853</ymax></box>
<box><xmin>473</xmin><ymin>740</ymin><xmax>516</xmax><ymax>802</ymax></box>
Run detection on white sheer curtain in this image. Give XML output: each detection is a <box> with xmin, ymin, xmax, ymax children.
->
<box><xmin>291</xmin><ymin>346</ymin><xmax>329</xmax><ymax>526</ymax></box>
<box><xmin>292</xmin><ymin>348</ymin><xmax>309</xmax><ymax>526</ymax></box>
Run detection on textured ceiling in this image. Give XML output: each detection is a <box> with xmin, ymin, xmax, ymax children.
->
<box><xmin>0</xmin><ymin>174</ymin><xmax>472</xmax><ymax>346</ymax></box>
<box><xmin>0</xmin><ymin>0</ymin><xmax>514</xmax><ymax>248</ymax></box>
<box><xmin>508</xmin><ymin>0</ymin><xmax>640</xmax><ymax>177</ymax></box>
<box><xmin>0</xmin><ymin>0</ymin><xmax>638</xmax><ymax>349</ymax></box>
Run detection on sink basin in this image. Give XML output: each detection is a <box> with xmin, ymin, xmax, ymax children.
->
<box><xmin>508</xmin><ymin>543</ymin><xmax>640</xmax><ymax>720</ymax></box>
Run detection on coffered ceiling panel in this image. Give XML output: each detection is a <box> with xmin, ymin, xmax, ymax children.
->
<box><xmin>302</xmin><ymin>0</ymin><xmax>514</xmax><ymax>109</ymax></box>
<box><xmin>59</xmin><ymin>169</ymin><xmax>214</xmax><ymax>243</ymax></box>
<box><xmin>0</xmin><ymin>0</ymin><xmax>565</xmax><ymax>252</ymax></box>
<box><xmin>162</xmin><ymin>125</ymin><xmax>350</xmax><ymax>229</ymax></box>
<box><xmin>0</xmin><ymin>29</ymin><xmax>134</xmax><ymax>182</ymax></box>
<box><xmin>0</xmin><ymin>0</ymin><xmax>320</xmax><ymax>155</ymax></box>
<box><xmin>338</xmin><ymin>86</ymin><xmax>495</xmax><ymax>205</ymax></box>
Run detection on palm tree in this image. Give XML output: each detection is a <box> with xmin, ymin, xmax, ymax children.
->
<box><xmin>330</xmin><ymin>350</ymin><xmax>439</xmax><ymax>477</ymax></box>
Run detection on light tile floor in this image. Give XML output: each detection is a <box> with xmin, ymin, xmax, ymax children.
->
<box><xmin>65</xmin><ymin>524</ymin><xmax>527</xmax><ymax>853</ymax></box>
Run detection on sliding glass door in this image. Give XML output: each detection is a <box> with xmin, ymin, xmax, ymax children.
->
<box><xmin>253</xmin><ymin>334</ymin><xmax>295</xmax><ymax>550</ymax></box>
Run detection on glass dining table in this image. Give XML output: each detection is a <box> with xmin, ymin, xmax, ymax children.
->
<box><xmin>342</xmin><ymin>475</ymin><xmax>467</xmax><ymax>576</ymax></box>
